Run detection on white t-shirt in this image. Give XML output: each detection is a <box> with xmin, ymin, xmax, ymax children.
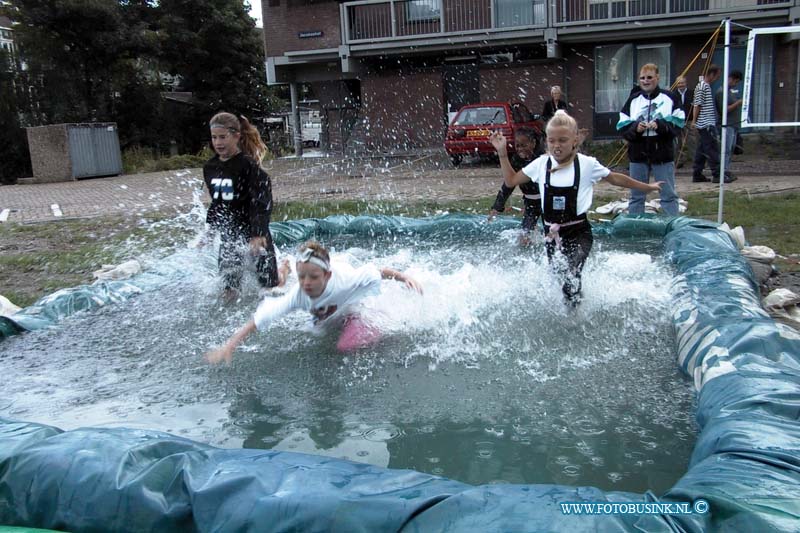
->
<box><xmin>253</xmin><ymin>262</ymin><xmax>383</xmax><ymax>331</ymax></box>
<box><xmin>521</xmin><ymin>153</ymin><xmax>611</xmax><ymax>219</ymax></box>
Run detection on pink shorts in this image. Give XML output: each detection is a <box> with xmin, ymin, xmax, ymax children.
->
<box><xmin>336</xmin><ymin>314</ymin><xmax>383</xmax><ymax>353</ymax></box>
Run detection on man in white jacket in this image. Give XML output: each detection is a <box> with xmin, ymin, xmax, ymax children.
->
<box><xmin>617</xmin><ymin>63</ymin><xmax>684</xmax><ymax>216</ymax></box>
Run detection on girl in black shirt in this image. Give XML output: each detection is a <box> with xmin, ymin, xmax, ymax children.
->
<box><xmin>488</xmin><ymin>127</ymin><xmax>543</xmax><ymax>245</ymax></box>
<box><xmin>204</xmin><ymin>112</ymin><xmax>281</xmax><ymax>299</ymax></box>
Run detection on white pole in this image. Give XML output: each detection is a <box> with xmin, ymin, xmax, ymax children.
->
<box><xmin>717</xmin><ymin>19</ymin><xmax>731</xmax><ymax>225</ymax></box>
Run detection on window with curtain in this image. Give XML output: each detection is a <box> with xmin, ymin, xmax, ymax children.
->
<box><xmin>594</xmin><ymin>44</ymin><xmax>634</xmax><ymax>113</ymax></box>
<box><xmin>750</xmin><ymin>35</ymin><xmax>773</xmax><ymax>126</ymax></box>
<box><xmin>637</xmin><ymin>44</ymin><xmax>671</xmax><ymax>89</ymax></box>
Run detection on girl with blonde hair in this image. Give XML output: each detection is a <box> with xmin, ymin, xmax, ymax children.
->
<box><xmin>493</xmin><ymin>110</ymin><xmax>662</xmax><ymax>305</ymax></box>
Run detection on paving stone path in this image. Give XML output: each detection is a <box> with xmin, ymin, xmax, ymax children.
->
<box><xmin>2</xmin><ymin>155</ymin><xmax>799</xmax><ymax>223</ymax></box>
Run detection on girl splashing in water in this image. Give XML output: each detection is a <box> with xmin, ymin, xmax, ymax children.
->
<box><xmin>488</xmin><ymin>126</ymin><xmax>544</xmax><ymax>245</ymax></box>
<box><xmin>205</xmin><ymin>241</ymin><xmax>422</xmax><ymax>363</ymax></box>
<box><xmin>203</xmin><ymin>112</ymin><xmax>284</xmax><ymax>301</ymax></box>
<box><xmin>493</xmin><ymin>110</ymin><xmax>662</xmax><ymax>305</ymax></box>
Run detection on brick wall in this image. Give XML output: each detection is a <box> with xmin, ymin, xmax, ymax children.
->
<box><xmin>479</xmin><ymin>61</ymin><xmax>566</xmax><ymax>118</ymax></box>
<box><xmin>263</xmin><ymin>1</ymin><xmax>341</xmax><ymax>56</ymax></box>
<box><xmin>563</xmin><ymin>45</ymin><xmax>595</xmax><ymax>140</ymax></box>
<box><xmin>361</xmin><ymin>69</ymin><xmax>446</xmax><ymax>149</ymax></box>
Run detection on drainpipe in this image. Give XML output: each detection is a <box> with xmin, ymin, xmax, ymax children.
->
<box><xmin>290</xmin><ymin>82</ymin><xmax>303</xmax><ymax>157</ymax></box>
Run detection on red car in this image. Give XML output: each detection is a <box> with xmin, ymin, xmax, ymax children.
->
<box><xmin>444</xmin><ymin>102</ymin><xmax>544</xmax><ymax>166</ymax></box>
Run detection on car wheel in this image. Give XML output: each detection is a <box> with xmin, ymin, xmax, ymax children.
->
<box><xmin>450</xmin><ymin>154</ymin><xmax>463</xmax><ymax>167</ymax></box>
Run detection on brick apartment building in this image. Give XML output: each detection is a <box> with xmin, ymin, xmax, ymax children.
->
<box><xmin>261</xmin><ymin>0</ymin><xmax>800</xmax><ymax>153</ymax></box>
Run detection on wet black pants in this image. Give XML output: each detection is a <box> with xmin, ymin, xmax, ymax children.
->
<box><xmin>544</xmin><ymin>221</ymin><xmax>594</xmax><ymax>305</ymax></box>
<box><xmin>218</xmin><ymin>231</ymin><xmax>278</xmax><ymax>291</ymax></box>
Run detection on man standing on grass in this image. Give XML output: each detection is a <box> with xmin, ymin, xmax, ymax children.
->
<box><xmin>617</xmin><ymin>63</ymin><xmax>684</xmax><ymax>216</ymax></box>
<box><xmin>690</xmin><ymin>65</ymin><xmax>725</xmax><ymax>183</ymax></box>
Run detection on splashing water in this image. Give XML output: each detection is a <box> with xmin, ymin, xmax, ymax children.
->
<box><xmin>0</xmin><ymin>218</ymin><xmax>695</xmax><ymax>493</ymax></box>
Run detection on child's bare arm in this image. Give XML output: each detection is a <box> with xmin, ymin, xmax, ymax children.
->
<box><xmin>381</xmin><ymin>268</ymin><xmax>423</xmax><ymax>294</ymax></box>
<box><xmin>205</xmin><ymin>320</ymin><xmax>257</xmax><ymax>365</ymax></box>
<box><xmin>605</xmin><ymin>172</ymin><xmax>662</xmax><ymax>193</ymax></box>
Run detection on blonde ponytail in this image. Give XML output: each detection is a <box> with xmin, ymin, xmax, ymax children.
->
<box><xmin>238</xmin><ymin>115</ymin><xmax>268</xmax><ymax>163</ymax></box>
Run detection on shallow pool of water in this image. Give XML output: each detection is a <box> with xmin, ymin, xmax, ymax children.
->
<box><xmin>0</xmin><ymin>227</ymin><xmax>696</xmax><ymax>494</ymax></box>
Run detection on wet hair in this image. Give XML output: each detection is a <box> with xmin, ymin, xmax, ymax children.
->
<box><xmin>545</xmin><ymin>110</ymin><xmax>580</xmax><ymax>170</ymax></box>
<box><xmin>730</xmin><ymin>70</ymin><xmax>743</xmax><ymax>81</ymax></box>
<box><xmin>209</xmin><ymin>112</ymin><xmax>268</xmax><ymax>163</ymax></box>
<box><xmin>298</xmin><ymin>240</ymin><xmax>330</xmax><ymax>265</ymax></box>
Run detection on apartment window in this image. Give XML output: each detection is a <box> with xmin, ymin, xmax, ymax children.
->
<box><xmin>406</xmin><ymin>0</ymin><xmax>441</xmax><ymax>22</ymax></box>
<box><xmin>749</xmin><ymin>35</ymin><xmax>774</xmax><ymax>125</ymax></box>
<box><xmin>495</xmin><ymin>0</ymin><xmax>545</xmax><ymax>27</ymax></box>
<box><xmin>637</xmin><ymin>44</ymin><xmax>671</xmax><ymax>87</ymax></box>
<box><xmin>595</xmin><ymin>44</ymin><xmax>634</xmax><ymax>113</ymax></box>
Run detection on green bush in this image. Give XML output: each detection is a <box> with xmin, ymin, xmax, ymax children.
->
<box><xmin>150</xmin><ymin>154</ymin><xmax>207</xmax><ymax>171</ymax></box>
<box><xmin>122</xmin><ymin>146</ymin><xmax>210</xmax><ymax>174</ymax></box>
<box><xmin>121</xmin><ymin>145</ymin><xmax>154</xmax><ymax>174</ymax></box>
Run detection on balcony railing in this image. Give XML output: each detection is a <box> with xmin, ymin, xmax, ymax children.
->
<box><xmin>343</xmin><ymin>0</ymin><xmax>547</xmax><ymax>43</ymax></box>
<box><xmin>342</xmin><ymin>0</ymin><xmax>792</xmax><ymax>43</ymax></box>
<box><xmin>556</xmin><ymin>0</ymin><xmax>790</xmax><ymax>25</ymax></box>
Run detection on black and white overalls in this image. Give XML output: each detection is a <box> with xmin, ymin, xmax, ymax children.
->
<box><xmin>542</xmin><ymin>157</ymin><xmax>594</xmax><ymax>304</ymax></box>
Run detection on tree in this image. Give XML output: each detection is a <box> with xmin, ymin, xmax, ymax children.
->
<box><xmin>0</xmin><ymin>48</ymin><xmax>31</xmax><ymax>183</ymax></box>
<box><xmin>158</xmin><ymin>0</ymin><xmax>275</xmax><ymax>150</ymax></box>
<box><xmin>10</xmin><ymin>0</ymin><xmax>128</xmax><ymax>121</ymax></box>
<box><xmin>3</xmin><ymin>0</ymin><xmax>283</xmax><ymax>163</ymax></box>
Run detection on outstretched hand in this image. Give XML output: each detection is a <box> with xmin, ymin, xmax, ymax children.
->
<box><xmin>402</xmin><ymin>275</ymin><xmax>424</xmax><ymax>295</ymax></box>
<box><xmin>651</xmin><ymin>181</ymin><xmax>664</xmax><ymax>193</ymax></box>
<box><xmin>205</xmin><ymin>345</ymin><xmax>234</xmax><ymax>365</ymax></box>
